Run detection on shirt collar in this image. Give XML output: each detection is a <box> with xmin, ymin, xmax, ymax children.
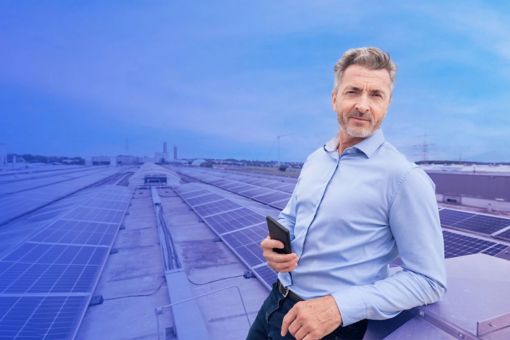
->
<box><xmin>322</xmin><ymin>129</ymin><xmax>386</xmax><ymax>158</ymax></box>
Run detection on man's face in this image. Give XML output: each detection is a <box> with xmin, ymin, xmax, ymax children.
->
<box><xmin>332</xmin><ymin>65</ymin><xmax>392</xmax><ymax>139</ymax></box>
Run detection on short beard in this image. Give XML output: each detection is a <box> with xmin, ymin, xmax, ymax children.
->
<box><xmin>338</xmin><ymin>109</ymin><xmax>379</xmax><ymax>138</ymax></box>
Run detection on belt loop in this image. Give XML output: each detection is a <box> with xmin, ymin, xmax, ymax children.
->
<box><xmin>282</xmin><ymin>287</ymin><xmax>289</xmax><ymax>298</ymax></box>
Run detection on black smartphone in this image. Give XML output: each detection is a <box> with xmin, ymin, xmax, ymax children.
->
<box><xmin>266</xmin><ymin>216</ymin><xmax>292</xmax><ymax>254</ymax></box>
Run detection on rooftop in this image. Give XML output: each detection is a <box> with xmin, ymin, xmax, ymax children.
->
<box><xmin>0</xmin><ymin>163</ymin><xmax>509</xmax><ymax>339</ymax></box>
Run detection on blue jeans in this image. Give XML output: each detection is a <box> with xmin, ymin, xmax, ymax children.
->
<box><xmin>247</xmin><ymin>282</ymin><xmax>368</xmax><ymax>340</ymax></box>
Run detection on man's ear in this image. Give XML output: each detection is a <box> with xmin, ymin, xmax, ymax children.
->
<box><xmin>331</xmin><ymin>89</ymin><xmax>338</xmax><ymax>109</ymax></box>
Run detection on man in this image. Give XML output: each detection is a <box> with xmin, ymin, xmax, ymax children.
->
<box><xmin>247</xmin><ymin>47</ymin><xmax>447</xmax><ymax>340</ymax></box>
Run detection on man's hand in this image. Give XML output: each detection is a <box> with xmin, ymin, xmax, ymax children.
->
<box><xmin>260</xmin><ymin>236</ymin><xmax>298</xmax><ymax>272</ymax></box>
<box><xmin>281</xmin><ymin>295</ymin><xmax>342</xmax><ymax>340</ymax></box>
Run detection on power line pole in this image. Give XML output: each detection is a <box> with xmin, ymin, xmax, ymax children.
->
<box><xmin>413</xmin><ymin>133</ymin><xmax>434</xmax><ymax>161</ymax></box>
<box><xmin>276</xmin><ymin>134</ymin><xmax>290</xmax><ymax>166</ymax></box>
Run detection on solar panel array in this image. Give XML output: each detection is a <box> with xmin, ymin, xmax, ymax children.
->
<box><xmin>174</xmin><ymin>168</ymin><xmax>510</xmax><ymax>292</ymax></box>
<box><xmin>0</xmin><ymin>185</ymin><xmax>132</xmax><ymax>339</ymax></box>
<box><xmin>175</xmin><ymin>185</ymin><xmax>278</xmax><ymax>290</ymax></box>
<box><xmin>439</xmin><ymin>208</ymin><xmax>510</xmax><ymax>236</ymax></box>
<box><xmin>0</xmin><ymin>167</ymin><xmax>129</xmax><ymax>226</ymax></box>
<box><xmin>175</xmin><ymin>167</ymin><xmax>294</xmax><ymax>210</ymax></box>
<box><xmin>443</xmin><ymin>230</ymin><xmax>501</xmax><ymax>258</ymax></box>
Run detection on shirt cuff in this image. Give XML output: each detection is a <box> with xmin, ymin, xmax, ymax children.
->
<box><xmin>332</xmin><ymin>286</ymin><xmax>367</xmax><ymax>326</ymax></box>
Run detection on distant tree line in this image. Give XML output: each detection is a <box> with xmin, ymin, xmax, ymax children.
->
<box><xmin>7</xmin><ymin>153</ymin><xmax>85</xmax><ymax>165</ymax></box>
<box><xmin>416</xmin><ymin>160</ymin><xmax>510</xmax><ymax>166</ymax></box>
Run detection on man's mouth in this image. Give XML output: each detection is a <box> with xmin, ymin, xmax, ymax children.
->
<box><xmin>348</xmin><ymin>116</ymin><xmax>371</xmax><ymax>122</ymax></box>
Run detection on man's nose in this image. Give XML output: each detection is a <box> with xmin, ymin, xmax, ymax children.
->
<box><xmin>355</xmin><ymin>95</ymin><xmax>370</xmax><ymax>114</ymax></box>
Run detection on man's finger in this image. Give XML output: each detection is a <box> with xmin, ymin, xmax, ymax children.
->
<box><xmin>265</xmin><ymin>252</ymin><xmax>297</xmax><ymax>264</ymax></box>
<box><xmin>302</xmin><ymin>333</ymin><xmax>316</xmax><ymax>340</ymax></box>
<box><xmin>292</xmin><ymin>322</ymin><xmax>308</xmax><ymax>340</ymax></box>
<box><xmin>261</xmin><ymin>237</ymin><xmax>285</xmax><ymax>250</ymax></box>
<box><xmin>281</xmin><ymin>306</ymin><xmax>298</xmax><ymax>337</ymax></box>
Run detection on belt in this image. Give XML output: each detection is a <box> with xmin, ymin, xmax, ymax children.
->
<box><xmin>277</xmin><ymin>280</ymin><xmax>303</xmax><ymax>302</ymax></box>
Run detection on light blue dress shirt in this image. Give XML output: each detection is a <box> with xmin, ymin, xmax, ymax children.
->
<box><xmin>277</xmin><ymin>129</ymin><xmax>447</xmax><ymax>327</ymax></box>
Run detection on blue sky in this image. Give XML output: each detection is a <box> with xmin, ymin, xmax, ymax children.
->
<box><xmin>1</xmin><ymin>0</ymin><xmax>510</xmax><ymax>162</ymax></box>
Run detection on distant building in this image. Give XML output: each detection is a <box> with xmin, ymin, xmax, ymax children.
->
<box><xmin>116</xmin><ymin>154</ymin><xmax>142</xmax><ymax>165</ymax></box>
<box><xmin>191</xmin><ymin>159</ymin><xmax>207</xmax><ymax>166</ymax></box>
<box><xmin>91</xmin><ymin>156</ymin><xmax>112</xmax><ymax>166</ymax></box>
<box><xmin>0</xmin><ymin>144</ymin><xmax>6</xmax><ymax>166</ymax></box>
<box><xmin>173</xmin><ymin>146</ymin><xmax>178</xmax><ymax>160</ymax></box>
<box><xmin>155</xmin><ymin>141</ymin><xmax>170</xmax><ymax>163</ymax></box>
<box><xmin>426</xmin><ymin>170</ymin><xmax>510</xmax><ymax>212</ymax></box>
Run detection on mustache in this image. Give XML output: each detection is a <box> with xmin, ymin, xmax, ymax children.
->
<box><xmin>346</xmin><ymin>110</ymin><xmax>372</xmax><ymax>121</ymax></box>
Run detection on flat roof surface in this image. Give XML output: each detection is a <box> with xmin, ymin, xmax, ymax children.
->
<box><xmin>0</xmin><ymin>163</ymin><xmax>509</xmax><ymax>339</ymax></box>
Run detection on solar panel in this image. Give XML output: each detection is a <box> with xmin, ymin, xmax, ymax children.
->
<box><xmin>222</xmin><ymin>223</ymin><xmax>266</xmax><ymax>248</ymax></box>
<box><xmin>271</xmin><ymin>199</ymin><xmax>289</xmax><ymax>210</ymax></box>
<box><xmin>3</xmin><ymin>243</ymin><xmax>106</xmax><ymax>265</ymax></box>
<box><xmin>204</xmin><ymin>208</ymin><xmax>264</xmax><ymax>235</ymax></box>
<box><xmin>482</xmin><ymin>244</ymin><xmax>508</xmax><ymax>256</ymax></box>
<box><xmin>270</xmin><ymin>182</ymin><xmax>293</xmax><ymax>191</ymax></box>
<box><xmin>253</xmin><ymin>192</ymin><xmax>290</xmax><ymax>204</ymax></box>
<box><xmin>179</xmin><ymin>189</ymin><xmax>208</xmax><ymax>199</ymax></box>
<box><xmin>186</xmin><ymin>193</ymin><xmax>223</xmax><ymax>206</ymax></box>
<box><xmin>64</xmin><ymin>207</ymin><xmax>124</xmax><ymax>224</ymax></box>
<box><xmin>443</xmin><ymin>231</ymin><xmax>496</xmax><ymax>258</ymax></box>
<box><xmin>31</xmin><ymin>220</ymin><xmax>118</xmax><ymax>246</ymax></box>
<box><xmin>450</xmin><ymin>214</ymin><xmax>510</xmax><ymax>235</ymax></box>
<box><xmin>193</xmin><ymin>200</ymin><xmax>241</xmax><ymax>217</ymax></box>
<box><xmin>439</xmin><ymin>209</ymin><xmax>476</xmax><ymax>227</ymax></box>
<box><xmin>26</xmin><ymin>209</ymin><xmax>66</xmax><ymax>223</ymax></box>
<box><xmin>222</xmin><ymin>224</ymin><xmax>267</xmax><ymax>266</ymax></box>
<box><xmin>223</xmin><ymin>184</ymin><xmax>253</xmax><ymax>193</ymax></box>
<box><xmin>232</xmin><ymin>247</ymin><xmax>262</xmax><ymax>267</ymax></box>
<box><xmin>208</xmin><ymin>179</ymin><xmax>228</xmax><ymax>186</ymax></box>
<box><xmin>220</xmin><ymin>182</ymin><xmax>249</xmax><ymax>191</ymax></box>
<box><xmin>0</xmin><ymin>262</ymin><xmax>102</xmax><ymax>294</ymax></box>
<box><xmin>82</xmin><ymin>199</ymin><xmax>128</xmax><ymax>211</ymax></box>
<box><xmin>242</xmin><ymin>178</ymin><xmax>264</xmax><ymax>185</ymax></box>
<box><xmin>495</xmin><ymin>228</ymin><xmax>510</xmax><ymax>242</ymax></box>
<box><xmin>0</xmin><ymin>295</ymin><xmax>88</xmax><ymax>339</ymax></box>
<box><xmin>253</xmin><ymin>265</ymin><xmax>277</xmax><ymax>289</ymax></box>
<box><xmin>238</xmin><ymin>187</ymin><xmax>270</xmax><ymax>198</ymax></box>
<box><xmin>0</xmin><ymin>243</ymin><xmax>107</xmax><ymax>294</ymax></box>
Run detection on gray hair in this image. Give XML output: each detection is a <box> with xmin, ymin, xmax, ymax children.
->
<box><xmin>333</xmin><ymin>47</ymin><xmax>397</xmax><ymax>91</ymax></box>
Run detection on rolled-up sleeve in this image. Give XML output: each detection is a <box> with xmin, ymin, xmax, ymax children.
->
<box><xmin>333</xmin><ymin>167</ymin><xmax>447</xmax><ymax>326</ymax></box>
